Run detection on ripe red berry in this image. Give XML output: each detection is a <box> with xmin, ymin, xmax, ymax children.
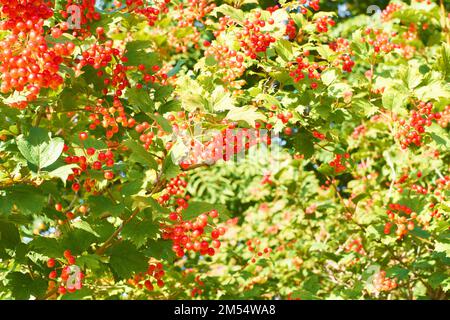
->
<box><xmin>86</xmin><ymin>147</ymin><xmax>96</xmax><ymax>156</ymax></box>
<box><xmin>66</xmin><ymin>212</ymin><xmax>75</xmax><ymax>220</ymax></box>
<box><xmin>284</xmin><ymin>127</ymin><xmax>292</xmax><ymax>135</ymax></box>
<box><xmin>79</xmin><ymin>132</ymin><xmax>88</xmax><ymax>141</ymax></box>
<box><xmin>72</xmin><ymin>183</ymin><xmax>80</xmax><ymax>192</ymax></box>
<box><xmin>47</xmin><ymin>258</ymin><xmax>56</xmax><ymax>268</ymax></box>
<box><xmin>209</xmin><ymin>209</ymin><xmax>218</xmax><ymax>218</ymax></box>
<box><xmin>104</xmin><ymin>171</ymin><xmax>114</xmax><ymax>180</ymax></box>
<box><xmin>63</xmin><ymin>250</ymin><xmax>72</xmax><ymax>260</ymax></box>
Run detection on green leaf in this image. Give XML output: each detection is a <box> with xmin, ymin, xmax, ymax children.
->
<box><xmin>382</xmin><ymin>87</ymin><xmax>410</xmax><ymax>113</ymax></box>
<box><xmin>107</xmin><ymin>241</ymin><xmax>148</xmax><ymax>280</ymax></box>
<box><xmin>123</xmin><ymin>139</ymin><xmax>158</xmax><ymax>169</ymax></box>
<box><xmin>0</xmin><ymin>185</ymin><xmax>47</xmax><ymax>216</ymax></box>
<box><xmin>225</xmin><ymin>106</ymin><xmax>267</xmax><ymax>126</ymax></box>
<box><xmin>274</xmin><ymin>39</ymin><xmax>294</xmax><ymax>62</ymax></box>
<box><xmin>328</xmin><ymin>82</ymin><xmax>352</xmax><ymax>99</ymax></box>
<box><xmin>175</xmin><ymin>76</ymin><xmax>206</xmax><ymax>112</ymax></box>
<box><xmin>7</xmin><ymin>272</ymin><xmax>47</xmax><ymax>299</ymax></box>
<box><xmin>121</xmin><ymin>218</ymin><xmax>159</xmax><ymax>248</ymax></box>
<box><xmin>0</xmin><ymin>222</ymin><xmax>20</xmax><ymax>249</ymax></box>
<box><xmin>72</xmin><ymin>220</ymin><xmax>100</xmax><ymax>237</ymax></box>
<box><xmin>16</xmin><ymin>128</ymin><xmax>64</xmax><ymax>171</ymax></box>
<box><xmin>124</xmin><ymin>44</ymin><xmax>160</xmax><ymax>70</ymax></box>
<box><xmin>30</xmin><ymin>237</ymin><xmax>62</xmax><ymax>257</ymax></box>
<box><xmin>126</xmin><ymin>87</ymin><xmax>154</xmax><ymax>113</ymax></box>
<box><xmin>162</xmin><ymin>153</ymin><xmax>181</xmax><ymax>179</ymax></box>
<box><xmin>321</xmin><ymin>69</ymin><xmax>338</xmax><ymax>86</ymax></box>
<box><xmin>409</xmin><ymin>227</ymin><xmax>431</xmax><ymax>239</ymax></box>
<box><xmin>302</xmin><ymin>275</ymin><xmax>320</xmax><ymax>294</ymax></box>
<box><xmin>76</xmin><ymin>254</ymin><xmax>103</xmax><ymax>270</ymax></box>
<box><xmin>415</xmin><ymin>81</ymin><xmax>450</xmax><ymax>101</ymax></box>
<box><xmin>292</xmin><ymin>129</ymin><xmax>314</xmax><ymax>159</ymax></box>
<box><xmin>435</xmin><ymin>242</ymin><xmax>450</xmax><ymax>257</ymax></box>
<box><xmin>88</xmin><ymin>195</ymin><xmax>125</xmax><ymax>218</ymax></box>
<box><xmin>209</xmin><ymin>86</ymin><xmax>235</xmax><ymax>112</ymax></box>
<box><xmin>47</xmin><ymin>164</ymin><xmax>78</xmax><ymax>185</ymax></box>
<box><xmin>145</xmin><ymin>239</ymin><xmax>175</xmax><ymax>263</ymax></box>
<box><xmin>385</xmin><ymin>266</ymin><xmax>410</xmax><ymax>280</ymax></box>
<box><xmin>211</xmin><ymin>4</ymin><xmax>245</xmax><ymax>23</ymax></box>
<box><xmin>428</xmin><ymin>272</ymin><xmax>447</xmax><ymax>289</ymax></box>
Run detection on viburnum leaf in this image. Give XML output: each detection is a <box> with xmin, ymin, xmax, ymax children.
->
<box><xmin>107</xmin><ymin>241</ymin><xmax>148</xmax><ymax>280</ymax></box>
<box><xmin>16</xmin><ymin>127</ymin><xmax>64</xmax><ymax>171</ymax></box>
<box><xmin>225</xmin><ymin>106</ymin><xmax>267</xmax><ymax>126</ymax></box>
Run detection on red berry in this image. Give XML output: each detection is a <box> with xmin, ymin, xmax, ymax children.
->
<box><xmin>79</xmin><ymin>132</ymin><xmax>88</xmax><ymax>141</ymax></box>
<box><xmin>104</xmin><ymin>171</ymin><xmax>114</xmax><ymax>180</ymax></box>
<box><xmin>47</xmin><ymin>258</ymin><xmax>56</xmax><ymax>268</ymax></box>
<box><xmin>72</xmin><ymin>183</ymin><xmax>80</xmax><ymax>192</ymax></box>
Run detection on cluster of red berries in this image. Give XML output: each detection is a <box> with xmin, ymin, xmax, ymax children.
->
<box><xmin>265</xmin><ymin>5</ymin><xmax>280</xmax><ymax>14</ymax></box>
<box><xmin>284</xmin><ymin>19</ymin><xmax>297</xmax><ymax>40</ymax></box>
<box><xmin>158</xmin><ymin>174</ymin><xmax>188</xmax><ymax>204</ymax></box>
<box><xmin>315</xmin><ymin>16</ymin><xmax>335</xmax><ymax>33</ymax></box>
<box><xmin>352</xmin><ymin>125</ymin><xmax>366</xmax><ymax>139</ymax></box>
<box><xmin>384</xmin><ymin>203</ymin><xmax>418</xmax><ymax>239</ymax></box>
<box><xmin>135</xmin><ymin>63</ymin><xmax>168</xmax><ymax>86</ymax></box>
<box><xmin>344</xmin><ymin>237</ymin><xmax>366</xmax><ymax>255</ymax></box>
<box><xmin>288</xmin><ymin>54</ymin><xmax>324</xmax><ymax>86</ymax></box>
<box><xmin>169</xmin><ymin>125</ymin><xmax>270</xmax><ymax>168</ymax></box>
<box><xmin>437</xmin><ymin>105</ymin><xmax>450</xmax><ymax>128</ymax></box>
<box><xmin>204</xmin><ymin>44</ymin><xmax>246</xmax><ymax>85</ymax></box>
<box><xmin>165</xmin><ymin>209</ymin><xmax>225</xmax><ymax>258</ymax></box>
<box><xmin>86</xmin><ymin>99</ymin><xmax>136</xmax><ymax>139</ymax></box>
<box><xmin>135</xmin><ymin>121</ymin><xmax>157</xmax><ymax>150</ymax></box>
<box><xmin>402</xmin><ymin>23</ymin><xmax>419</xmax><ymax>42</ymax></box>
<box><xmin>339</xmin><ymin>54</ymin><xmax>355</xmax><ymax>72</ymax></box>
<box><xmin>190</xmin><ymin>275</ymin><xmax>206</xmax><ymax>297</ymax></box>
<box><xmin>363</xmin><ymin>28</ymin><xmax>400</xmax><ymax>55</ymax></box>
<box><xmin>372</xmin><ymin>270</ymin><xmax>398</xmax><ymax>294</ymax></box>
<box><xmin>129</xmin><ymin>0</ymin><xmax>170</xmax><ymax>26</ymax></box>
<box><xmin>410</xmin><ymin>183</ymin><xmax>428</xmax><ymax>195</ymax></box>
<box><xmin>394</xmin><ymin>101</ymin><xmax>441</xmax><ymax>149</ymax></box>
<box><xmin>261</xmin><ymin>172</ymin><xmax>273</xmax><ymax>185</ymax></box>
<box><xmin>47</xmin><ymin>250</ymin><xmax>84</xmax><ymax>296</ymax></box>
<box><xmin>128</xmin><ymin>262</ymin><xmax>165</xmax><ymax>291</ymax></box>
<box><xmin>329</xmin><ymin>38</ymin><xmax>355</xmax><ymax>72</ymax></box>
<box><xmin>246</xmin><ymin>239</ymin><xmax>272</xmax><ymax>263</ymax></box>
<box><xmin>76</xmin><ymin>41</ymin><xmax>122</xmax><ymax>71</ymax></box>
<box><xmin>168</xmin><ymin>0</ymin><xmax>216</xmax><ymax>52</ymax></box>
<box><xmin>313</xmin><ymin>130</ymin><xmax>326</xmax><ymax>140</ymax></box>
<box><xmin>329</xmin><ymin>153</ymin><xmax>350</xmax><ymax>173</ymax></box>
<box><xmin>59</xmin><ymin>203</ymin><xmax>88</xmax><ymax>222</ymax></box>
<box><xmin>260</xmin><ymin>110</ymin><xmax>294</xmax><ymax>135</ymax></box>
<box><xmin>60</xmin><ymin>0</ymin><xmax>100</xmax><ymax>26</ymax></box>
<box><xmin>63</xmin><ymin>143</ymin><xmax>116</xmax><ymax>193</ymax></box>
<box><xmin>394</xmin><ymin>171</ymin><xmax>423</xmax><ymax>194</ymax></box>
<box><xmin>381</xmin><ymin>3</ymin><xmax>403</xmax><ymax>21</ymax></box>
<box><xmin>0</xmin><ymin>0</ymin><xmax>75</xmax><ymax>108</ymax></box>
<box><xmin>157</xmin><ymin>174</ymin><xmax>226</xmax><ymax>258</ymax></box>
<box><xmin>235</xmin><ymin>12</ymin><xmax>276</xmax><ymax>59</ymax></box>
